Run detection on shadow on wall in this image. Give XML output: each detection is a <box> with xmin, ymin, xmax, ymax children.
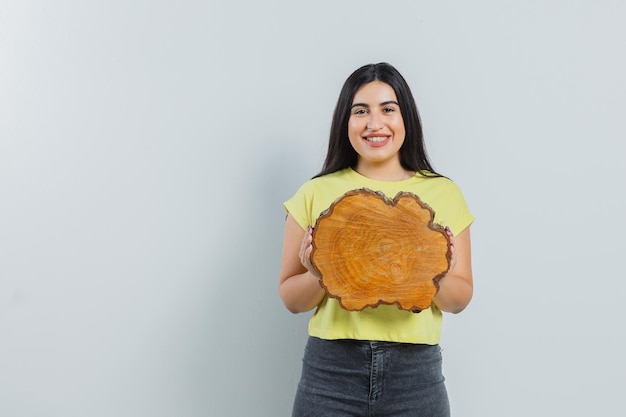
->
<box><xmin>196</xmin><ymin>141</ymin><xmax>314</xmax><ymax>416</ymax></box>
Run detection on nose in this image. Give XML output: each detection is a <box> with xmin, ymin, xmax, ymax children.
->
<box><xmin>367</xmin><ymin>113</ymin><xmax>383</xmax><ymax>131</ymax></box>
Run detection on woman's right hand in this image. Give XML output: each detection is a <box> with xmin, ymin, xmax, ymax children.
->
<box><xmin>279</xmin><ymin>215</ymin><xmax>327</xmax><ymax>313</ymax></box>
<box><xmin>298</xmin><ymin>225</ymin><xmax>321</xmax><ymax>278</ymax></box>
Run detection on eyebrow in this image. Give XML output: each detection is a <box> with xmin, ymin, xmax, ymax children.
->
<box><xmin>351</xmin><ymin>100</ymin><xmax>400</xmax><ymax>109</ymax></box>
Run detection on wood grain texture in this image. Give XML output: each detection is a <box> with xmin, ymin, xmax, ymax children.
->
<box><xmin>311</xmin><ymin>188</ymin><xmax>451</xmax><ymax>312</ymax></box>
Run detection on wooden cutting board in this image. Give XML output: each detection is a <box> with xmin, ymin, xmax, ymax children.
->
<box><xmin>311</xmin><ymin>188</ymin><xmax>451</xmax><ymax>312</ymax></box>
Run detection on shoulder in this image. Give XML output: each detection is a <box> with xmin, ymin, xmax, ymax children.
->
<box><xmin>408</xmin><ymin>174</ymin><xmax>471</xmax><ymax>215</ymax></box>
<box><xmin>414</xmin><ymin>172</ymin><xmax>463</xmax><ymax>192</ymax></box>
<box><xmin>297</xmin><ymin>169</ymin><xmax>352</xmax><ymax>191</ymax></box>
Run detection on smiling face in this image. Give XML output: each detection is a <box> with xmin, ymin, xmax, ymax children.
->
<box><xmin>348</xmin><ymin>81</ymin><xmax>406</xmax><ymax>176</ymax></box>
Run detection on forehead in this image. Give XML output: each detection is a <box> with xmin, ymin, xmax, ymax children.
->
<box><xmin>352</xmin><ymin>81</ymin><xmax>398</xmax><ymax>104</ymax></box>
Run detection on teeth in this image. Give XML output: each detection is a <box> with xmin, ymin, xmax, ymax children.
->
<box><xmin>366</xmin><ymin>136</ymin><xmax>387</xmax><ymax>142</ymax></box>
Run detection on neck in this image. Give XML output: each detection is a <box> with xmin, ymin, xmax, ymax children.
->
<box><xmin>354</xmin><ymin>161</ymin><xmax>414</xmax><ymax>182</ymax></box>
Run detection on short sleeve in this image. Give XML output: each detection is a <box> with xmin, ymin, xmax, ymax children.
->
<box><xmin>440</xmin><ymin>180</ymin><xmax>474</xmax><ymax>236</ymax></box>
<box><xmin>283</xmin><ymin>182</ymin><xmax>314</xmax><ymax>231</ymax></box>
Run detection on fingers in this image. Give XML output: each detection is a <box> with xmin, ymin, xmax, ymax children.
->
<box><xmin>299</xmin><ymin>225</ymin><xmax>315</xmax><ymax>270</ymax></box>
<box><xmin>306</xmin><ymin>225</ymin><xmax>313</xmax><ymax>249</ymax></box>
<box><xmin>300</xmin><ymin>244</ymin><xmax>312</xmax><ymax>268</ymax></box>
<box><xmin>445</xmin><ymin>226</ymin><xmax>457</xmax><ymax>272</ymax></box>
<box><xmin>299</xmin><ymin>225</ymin><xmax>312</xmax><ymax>254</ymax></box>
<box><xmin>445</xmin><ymin>226</ymin><xmax>455</xmax><ymax>248</ymax></box>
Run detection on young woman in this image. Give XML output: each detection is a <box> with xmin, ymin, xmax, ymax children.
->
<box><xmin>279</xmin><ymin>63</ymin><xmax>474</xmax><ymax>417</ymax></box>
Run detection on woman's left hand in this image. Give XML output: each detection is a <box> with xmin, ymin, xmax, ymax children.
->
<box><xmin>444</xmin><ymin>226</ymin><xmax>457</xmax><ymax>273</ymax></box>
<box><xmin>432</xmin><ymin>226</ymin><xmax>473</xmax><ymax>313</ymax></box>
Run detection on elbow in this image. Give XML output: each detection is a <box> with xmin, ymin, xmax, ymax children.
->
<box><xmin>279</xmin><ymin>289</ymin><xmax>296</xmax><ymax>313</ymax></box>
<box><xmin>278</xmin><ymin>284</ymin><xmax>308</xmax><ymax>314</ymax></box>
<box><xmin>434</xmin><ymin>288</ymin><xmax>473</xmax><ymax>314</ymax></box>
<box><xmin>282</xmin><ymin>301</ymin><xmax>312</xmax><ymax>315</ymax></box>
<box><xmin>450</xmin><ymin>291</ymin><xmax>473</xmax><ymax>314</ymax></box>
<box><xmin>282</xmin><ymin>299</ymin><xmax>302</xmax><ymax>314</ymax></box>
<box><xmin>448</xmin><ymin>304</ymin><xmax>469</xmax><ymax>314</ymax></box>
<box><xmin>278</xmin><ymin>273</ymin><xmax>325</xmax><ymax>314</ymax></box>
<box><xmin>437</xmin><ymin>301</ymin><xmax>470</xmax><ymax>314</ymax></box>
<box><xmin>281</xmin><ymin>294</ymin><xmax>318</xmax><ymax>314</ymax></box>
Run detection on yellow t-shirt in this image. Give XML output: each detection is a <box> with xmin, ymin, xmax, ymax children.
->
<box><xmin>284</xmin><ymin>168</ymin><xmax>474</xmax><ymax>344</ymax></box>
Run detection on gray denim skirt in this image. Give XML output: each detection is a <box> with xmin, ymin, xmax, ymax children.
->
<box><xmin>292</xmin><ymin>336</ymin><xmax>450</xmax><ymax>417</ymax></box>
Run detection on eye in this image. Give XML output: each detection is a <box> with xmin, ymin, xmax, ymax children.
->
<box><xmin>383</xmin><ymin>106</ymin><xmax>396</xmax><ymax>113</ymax></box>
<box><xmin>352</xmin><ymin>108</ymin><xmax>368</xmax><ymax>116</ymax></box>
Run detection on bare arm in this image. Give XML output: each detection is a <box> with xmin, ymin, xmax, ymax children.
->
<box><xmin>432</xmin><ymin>227</ymin><xmax>473</xmax><ymax>314</ymax></box>
<box><xmin>278</xmin><ymin>214</ymin><xmax>326</xmax><ymax>313</ymax></box>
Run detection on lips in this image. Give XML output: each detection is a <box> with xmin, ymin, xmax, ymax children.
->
<box><xmin>364</xmin><ymin>136</ymin><xmax>387</xmax><ymax>142</ymax></box>
<box><xmin>363</xmin><ymin>135</ymin><xmax>391</xmax><ymax>147</ymax></box>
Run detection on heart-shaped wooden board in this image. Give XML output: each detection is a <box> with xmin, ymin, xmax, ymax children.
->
<box><xmin>311</xmin><ymin>188</ymin><xmax>451</xmax><ymax>312</ymax></box>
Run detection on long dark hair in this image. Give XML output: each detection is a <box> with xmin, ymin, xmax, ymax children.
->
<box><xmin>315</xmin><ymin>63</ymin><xmax>441</xmax><ymax>178</ymax></box>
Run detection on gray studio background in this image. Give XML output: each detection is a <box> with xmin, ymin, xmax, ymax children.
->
<box><xmin>1</xmin><ymin>1</ymin><xmax>625</xmax><ymax>416</ymax></box>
